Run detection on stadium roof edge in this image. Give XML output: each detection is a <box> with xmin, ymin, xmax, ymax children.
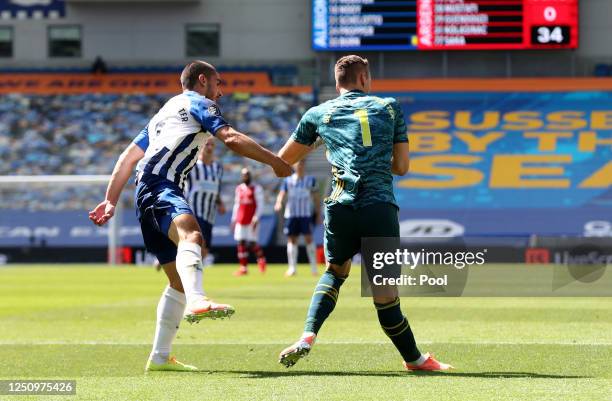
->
<box><xmin>372</xmin><ymin>78</ymin><xmax>612</xmax><ymax>92</ymax></box>
<box><xmin>0</xmin><ymin>65</ymin><xmax>298</xmax><ymax>75</ymax></box>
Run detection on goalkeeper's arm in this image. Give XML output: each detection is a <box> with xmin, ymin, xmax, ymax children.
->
<box><xmin>278</xmin><ymin>138</ymin><xmax>314</xmax><ymax>165</ymax></box>
<box><xmin>391</xmin><ymin>142</ymin><xmax>410</xmax><ymax>176</ymax></box>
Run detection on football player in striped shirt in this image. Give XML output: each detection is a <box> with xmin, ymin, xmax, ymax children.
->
<box><xmin>184</xmin><ymin>136</ymin><xmax>226</xmax><ymax>266</ymax></box>
<box><xmin>274</xmin><ymin>159</ymin><xmax>321</xmax><ymax>277</ymax></box>
<box><xmin>89</xmin><ymin>60</ymin><xmax>292</xmax><ymax>372</ymax></box>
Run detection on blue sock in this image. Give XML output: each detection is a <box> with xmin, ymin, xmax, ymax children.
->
<box><xmin>375</xmin><ymin>298</ymin><xmax>421</xmax><ymax>362</ymax></box>
<box><xmin>303</xmin><ymin>271</ymin><xmax>346</xmax><ymax>334</ymax></box>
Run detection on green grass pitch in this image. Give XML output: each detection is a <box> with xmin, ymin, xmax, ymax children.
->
<box><xmin>0</xmin><ymin>264</ymin><xmax>610</xmax><ymax>401</ymax></box>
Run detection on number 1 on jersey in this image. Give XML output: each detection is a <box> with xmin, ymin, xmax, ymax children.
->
<box><xmin>355</xmin><ymin>109</ymin><xmax>372</xmax><ymax>147</ymax></box>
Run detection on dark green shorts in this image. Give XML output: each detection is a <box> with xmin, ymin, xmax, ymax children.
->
<box><xmin>324</xmin><ymin>202</ymin><xmax>399</xmax><ymax>265</ymax></box>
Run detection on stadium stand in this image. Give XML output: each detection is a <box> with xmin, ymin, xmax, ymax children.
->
<box><xmin>0</xmin><ymin>81</ymin><xmax>313</xmax><ymax>211</ymax></box>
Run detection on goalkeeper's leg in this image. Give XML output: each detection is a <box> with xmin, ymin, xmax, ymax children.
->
<box><xmin>374</xmin><ymin>295</ymin><xmax>453</xmax><ymax>371</ymax></box>
<box><xmin>279</xmin><ymin>203</ymin><xmax>358</xmax><ymax>367</ymax></box>
<box><xmin>279</xmin><ymin>260</ymin><xmax>350</xmax><ymax>367</ymax></box>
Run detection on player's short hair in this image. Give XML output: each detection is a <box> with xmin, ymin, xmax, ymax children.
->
<box><xmin>334</xmin><ymin>55</ymin><xmax>369</xmax><ymax>87</ymax></box>
<box><xmin>180</xmin><ymin>60</ymin><xmax>217</xmax><ymax>90</ymax></box>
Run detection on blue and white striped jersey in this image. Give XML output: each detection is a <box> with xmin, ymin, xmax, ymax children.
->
<box><xmin>184</xmin><ymin>160</ymin><xmax>223</xmax><ymax>224</ymax></box>
<box><xmin>133</xmin><ymin>91</ymin><xmax>229</xmax><ymax>189</ymax></box>
<box><xmin>281</xmin><ymin>174</ymin><xmax>317</xmax><ymax>218</ymax></box>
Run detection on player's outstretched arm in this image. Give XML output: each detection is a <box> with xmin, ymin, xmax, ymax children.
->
<box><xmin>89</xmin><ymin>143</ymin><xmax>144</xmax><ymax>226</ymax></box>
<box><xmin>278</xmin><ymin>138</ymin><xmax>313</xmax><ymax>165</ymax></box>
<box><xmin>391</xmin><ymin>142</ymin><xmax>410</xmax><ymax>176</ymax></box>
<box><xmin>252</xmin><ymin>185</ymin><xmax>264</xmax><ymax>229</ymax></box>
<box><xmin>216</xmin><ymin>196</ymin><xmax>226</xmax><ymax>215</ymax></box>
<box><xmin>274</xmin><ymin>189</ymin><xmax>286</xmax><ymax>213</ymax></box>
<box><xmin>215</xmin><ymin>126</ymin><xmax>292</xmax><ymax>177</ymax></box>
<box><xmin>230</xmin><ymin>186</ymin><xmax>239</xmax><ymax>229</ymax></box>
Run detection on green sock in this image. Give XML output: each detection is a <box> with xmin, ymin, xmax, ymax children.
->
<box><xmin>303</xmin><ymin>271</ymin><xmax>346</xmax><ymax>334</ymax></box>
<box><xmin>375</xmin><ymin>298</ymin><xmax>422</xmax><ymax>363</ymax></box>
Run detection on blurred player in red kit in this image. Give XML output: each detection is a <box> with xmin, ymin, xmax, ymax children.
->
<box><xmin>231</xmin><ymin>167</ymin><xmax>267</xmax><ymax>276</ymax></box>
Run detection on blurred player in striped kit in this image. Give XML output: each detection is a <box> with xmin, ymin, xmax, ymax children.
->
<box><xmin>231</xmin><ymin>167</ymin><xmax>267</xmax><ymax>276</ymax></box>
<box><xmin>184</xmin><ymin>136</ymin><xmax>226</xmax><ymax>267</ymax></box>
<box><xmin>274</xmin><ymin>159</ymin><xmax>321</xmax><ymax>277</ymax></box>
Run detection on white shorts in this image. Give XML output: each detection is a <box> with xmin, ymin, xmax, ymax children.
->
<box><xmin>234</xmin><ymin>223</ymin><xmax>259</xmax><ymax>242</ymax></box>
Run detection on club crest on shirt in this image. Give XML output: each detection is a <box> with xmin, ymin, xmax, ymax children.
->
<box><xmin>207</xmin><ymin>105</ymin><xmax>221</xmax><ymax>116</ymax></box>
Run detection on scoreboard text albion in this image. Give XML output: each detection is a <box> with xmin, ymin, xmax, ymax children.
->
<box><xmin>312</xmin><ymin>0</ymin><xmax>578</xmax><ymax>51</ymax></box>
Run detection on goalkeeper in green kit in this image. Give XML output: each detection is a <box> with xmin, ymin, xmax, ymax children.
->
<box><xmin>277</xmin><ymin>55</ymin><xmax>453</xmax><ymax>371</ymax></box>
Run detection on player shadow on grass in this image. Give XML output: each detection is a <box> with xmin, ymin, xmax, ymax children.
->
<box><xmin>198</xmin><ymin>371</ymin><xmax>590</xmax><ymax>379</ymax></box>
<box><xmin>407</xmin><ymin>371</ymin><xmax>590</xmax><ymax>379</ymax></box>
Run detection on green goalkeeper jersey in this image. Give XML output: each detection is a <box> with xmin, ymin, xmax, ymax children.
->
<box><xmin>291</xmin><ymin>90</ymin><xmax>408</xmax><ymax>209</ymax></box>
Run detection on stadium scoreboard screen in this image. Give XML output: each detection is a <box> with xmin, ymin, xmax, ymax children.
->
<box><xmin>312</xmin><ymin>0</ymin><xmax>578</xmax><ymax>51</ymax></box>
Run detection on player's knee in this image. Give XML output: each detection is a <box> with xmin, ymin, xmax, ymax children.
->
<box><xmin>326</xmin><ymin>264</ymin><xmax>349</xmax><ymax>279</ymax></box>
<box><xmin>373</xmin><ymin>296</ymin><xmax>397</xmax><ymax>305</ymax></box>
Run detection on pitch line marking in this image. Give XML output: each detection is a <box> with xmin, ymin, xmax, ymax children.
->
<box><xmin>0</xmin><ymin>340</ymin><xmax>611</xmax><ymax>346</ymax></box>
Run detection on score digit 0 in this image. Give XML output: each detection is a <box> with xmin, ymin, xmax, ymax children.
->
<box><xmin>544</xmin><ymin>6</ymin><xmax>557</xmax><ymax>22</ymax></box>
